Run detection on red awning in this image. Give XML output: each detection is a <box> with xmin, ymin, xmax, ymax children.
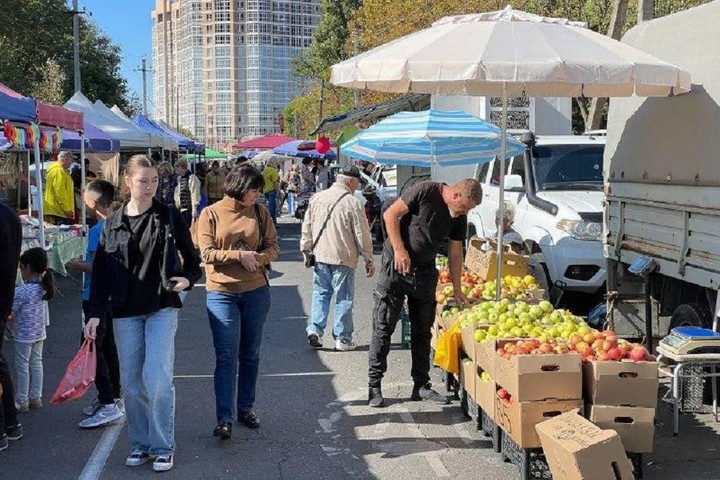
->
<box><xmin>234</xmin><ymin>133</ymin><xmax>296</xmax><ymax>149</ymax></box>
<box><xmin>37</xmin><ymin>102</ymin><xmax>84</xmax><ymax>131</ymax></box>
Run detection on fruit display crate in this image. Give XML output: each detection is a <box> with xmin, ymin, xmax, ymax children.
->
<box><xmin>479</xmin><ymin>407</ymin><xmax>501</xmax><ymax>453</ymax></box>
<box><xmin>466</xmin><ymin>394</ymin><xmax>480</xmax><ymax>422</ymax></box>
<box><xmin>500</xmin><ymin>431</ymin><xmax>552</xmax><ymax>480</ymax></box>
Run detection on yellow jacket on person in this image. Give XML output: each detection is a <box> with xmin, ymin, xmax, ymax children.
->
<box><xmin>43</xmin><ymin>162</ymin><xmax>75</xmax><ymax>217</ymax></box>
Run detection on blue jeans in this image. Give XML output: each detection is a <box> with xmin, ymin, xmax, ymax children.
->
<box><xmin>113</xmin><ymin>308</ymin><xmax>178</xmax><ymax>456</ymax></box>
<box><xmin>206</xmin><ymin>286</ymin><xmax>271</xmax><ymax>423</ymax></box>
<box><xmin>265</xmin><ymin>190</ymin><xmax>277</xmax><ymax>225</ymax></box>
<box><xmin>307</xmin><ymin>263</ymin><xmax>355</xmax><ymax>343</ymax></box>
<box><xmin>14</xmin><ymin>340</ymin><xmax>43</xmax><ymax>404</ymax></box>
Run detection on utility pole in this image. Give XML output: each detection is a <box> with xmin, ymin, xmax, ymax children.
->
<box><xmin>69</xmin><ymin>0</ymin><xmax>89</xmax><ymax>93</ymax></box>
<box><xmin>135</xmin><ymin>56</ymin><xmax>151</xmax><ymax>116</ymax></box>
<box><xmin>637</xmin><ymin>0</ymin><xmax>654</xmax><ymax>24</ymax></box>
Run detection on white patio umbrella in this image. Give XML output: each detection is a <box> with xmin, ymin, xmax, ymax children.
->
<box><xmin>331</xmin><ymin>5</ymin><xmax>691</xmax><ymax>297</ymax></box>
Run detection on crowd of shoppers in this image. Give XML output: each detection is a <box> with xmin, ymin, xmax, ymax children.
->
<box><xmin>2</xmin><ymin>148</ymin><xmax>486</xmax><ymax>474</ymax></box>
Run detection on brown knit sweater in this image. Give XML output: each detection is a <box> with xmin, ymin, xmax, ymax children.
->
<box><xmin>197</xmin><ymin>196</ymin><xmax>279</xmax><ymax>293</ymax></box>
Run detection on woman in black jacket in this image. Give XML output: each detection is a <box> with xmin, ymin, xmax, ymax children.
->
<box><xmin>84</xmin><ymin>155</ymin><xmax>201</xmax><ymax>473</ymax></box>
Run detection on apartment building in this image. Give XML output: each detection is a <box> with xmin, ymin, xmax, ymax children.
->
<box><xmin>151</xmin><ymin>0</ymin><xmax>320</xmax><ymax>149</ymax></box>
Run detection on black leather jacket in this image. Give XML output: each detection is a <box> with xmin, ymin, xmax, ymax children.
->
<box><xmin>87</xmin><ymin>199</ymin><xmax>202</xmax><ymax>319</ymax></box>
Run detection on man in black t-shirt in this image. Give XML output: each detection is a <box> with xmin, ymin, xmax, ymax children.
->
<box><xmin>368</xmin><ymin>179</ymin><xmax>482</xmax><ymax>407</ymax></box>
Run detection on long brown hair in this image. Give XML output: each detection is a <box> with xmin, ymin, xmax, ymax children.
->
<box><xmin>121</xmin><ymin>155</ymin><xmax>156</xmax><ymax>200</ymax></box>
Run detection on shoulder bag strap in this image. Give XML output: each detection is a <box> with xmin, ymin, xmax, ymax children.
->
<box><xmin>254</xmin><ymin>203</ymin><xmax>265</xmax><ymax>249</ymax></box>
<box><xmin>310</xmin><ymin>192</ymin><xmax>350</xmax><ymax>252</ymax></box>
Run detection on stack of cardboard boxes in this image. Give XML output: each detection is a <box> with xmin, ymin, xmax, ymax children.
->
<box><xmin>583</xmin><ymin>360</ymin><xmax>659</xmax><ymax>453</ymax></box>
<box><xmin>491</xmin><ymin>340</ymin><xmax>584</xmax><ymax>448</ymax></box>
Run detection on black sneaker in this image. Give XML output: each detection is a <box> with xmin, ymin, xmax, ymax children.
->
<box><xmin>411</xmin><ymin>383</ymin><xmax>450</xmax><ymax>404</ymax></box>
<box><xmin>6</xmin><ymin>424</ymin><xmax>23</xmax><ymax>441</ymax></box>
<box><xmin>213</xmin><ymin>420</ymin><xmax>232</xmax><ymax>440</ymax></box>
<box><xmin>238</xmin><ymin>410</ymin><xmax>260</xmax><ymax>429</ymax></box>
<box><xmin>368</xmin><ymin>387</ymin><xmax>385</xmax><ymax>408</ymax></box>
<box><xmin>307</xmin><ymin>334</ymin><xmax>322</xmax><ymax>349</ymax></box>
<box><xmin>0</xmin><ymin>434</ymin><xmax>7</xmax><ymax>451</ymax></box>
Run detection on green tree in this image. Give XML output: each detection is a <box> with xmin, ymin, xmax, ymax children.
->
<box><xmin>0</xmin><ymin>0</ymin><xmax>135</xmax><ymax>113</ymax></box>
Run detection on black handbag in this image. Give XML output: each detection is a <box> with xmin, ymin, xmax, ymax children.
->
<box><xmin>161</xmin><ymin>206</ymin><xmax>184</xmax><ymax>292</ymax></box>
<box><xmin>304</xmin><ymin>192</ymin><xmax>350</xmax><ymax>268</ymax></box>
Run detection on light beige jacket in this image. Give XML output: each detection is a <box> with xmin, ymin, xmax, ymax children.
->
<box><xmin>300</xmin><ymin>183</ymin><xmax>374</xmax><ymax>269</ymax></box>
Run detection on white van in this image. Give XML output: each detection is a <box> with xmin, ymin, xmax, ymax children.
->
<box><xmin>468</xmin><ymin>132</ymin><xmax>606</xmax><ymax>295</ymax></box>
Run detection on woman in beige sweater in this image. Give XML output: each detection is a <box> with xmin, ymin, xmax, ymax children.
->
<box><xmin>196</xmin><ymin>164</ymin><xmax>279</xmax><ymax>440</ymax></box>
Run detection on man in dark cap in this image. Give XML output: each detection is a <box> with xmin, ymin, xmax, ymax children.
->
<box><xmin>300</xmin><ymin>165</ymin><xmax>375</xmax><ymax>351</ymax></box>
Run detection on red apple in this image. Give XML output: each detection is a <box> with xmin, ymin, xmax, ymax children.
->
<box><xmin>607</xmin><ymin>347</ymin><xmax>623</xmax><ymax>361</ymax></box>
<box><xmin>498</xmin><ymin>388</ymin><xmax>511</xmax><ymax>401</ymax></box>
<box><xmin>629</xmin><ymin>346</ymin><xmax>649</xmax><ymax>362</ymax></box>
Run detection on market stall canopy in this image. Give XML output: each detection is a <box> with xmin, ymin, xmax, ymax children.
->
<box><xmin>341</xmin><ymin>109</ymin><xmax>526</xmax><ymax>167</ymax></box>
<box><xmin>330</xmin><ymin>6</ymin><xmax>691</xmax><ymax>97</ymax></box>
<box><xmin>0</xmin><ymin>86</ymin><xmax>36</xmax><ymax>123</ymax></box>
<box><xmin>94</xmin><ymin>100</ymin><xmax>176</xmax><ymax>150</ymax></box>
<box><xmin>311</xmin><ymin>94</ymin><xmax>430</xmax><ymax>136</ymax></box>
<box><xmin>131</xmin><ymin>112</ymin><xmax>180</xmax><ymax>151</ymax></box>
<box><xmin>61</xmin><ymin>121</ymin><xmax>120</xmax><ymax>152</ymax></box>
<box><xmin>203</xmin><ymin>147</ymin><xmax>226</xmax><ymax>159</ymax></box>
<box><xmin>0</xmin><ymin>83</ymin><xmax>83</xmax><ymax>130</ymax></box>
<box><xmin>65</xmin><ymin>92</ymin><xmax>151</xmax><ymax>149</ymax></box>
<box><xmin>234</xmin><ymin>133</ymin><xmax>296</xmax><ymax>150</ymax></box>
<box><xmin>273</xmin><ymin>140</ymin><xmax>337</xmax><ymax>160</ymax></box>
<box><xmin>152</xmin><ymin>118</ymin><xmax>198</xmax><ymax>152</ymax></box>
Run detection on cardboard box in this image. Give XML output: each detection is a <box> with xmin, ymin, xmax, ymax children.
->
<box><xmin>460</xmin><ymin>324</ymin><xmax>478</xmax><ymax>360</ymax></box>
<box><xmin>536</xmin><ymin>411</ymin><xmax>635</xmax><ymax>480</ymax></box>
<box><xmin>584</xmin><ymin>360</ymin><xmax>659</xmax><ymax>408</ymax></box>
<box><xmin>587</xmin><ymin>405</ymin><xmax>656</xmax><ymax>453</ymax></box>
<box><xmin>475</xmin><ymin>337</ymin><xmax>497</xmax><ymax>379</ymax></box>
<box><xmin>495</xmin><ymin>341</ymin><xmax>582</xmax><ymax>401</ymax></box>
<box><xmin>495</xmin><ymin>397</ymin><xmax>583</xmax><ymax>449</ymax></box>
<box><xmin>460</xmin><ymin>358</ymin><xmax>476</xmax><ymax>401</ymax></box>
<box><xmin>465</xmin><ymin>237</ymin><xmax>529</xmax><ymax>281</ymax></box>
<box><xmin>475</xmin><ymin>364</ymin><xmax>495</xmax><ymax>417</ymax></box>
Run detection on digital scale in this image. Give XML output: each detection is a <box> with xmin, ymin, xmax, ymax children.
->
<box><xmin>660</xmin><ymin>327</ymin><xmax>720</xmax><ymax>355</ymax></box>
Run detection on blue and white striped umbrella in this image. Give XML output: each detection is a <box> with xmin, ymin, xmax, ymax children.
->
<box><xmin>340</xmin><ymin>109</ymin><xmax>526</xmax><ymax>167</ymax></box>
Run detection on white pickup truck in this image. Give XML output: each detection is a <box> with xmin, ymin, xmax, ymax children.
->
<box><xmin>468</xmin><ymin>132</ymin><xmax>607</xmax><ymax>297</ymax></box>
<box><xmin>604</xmin><ymin>2</ymin><xmax>720</xmax><ymax>336</ymax></box>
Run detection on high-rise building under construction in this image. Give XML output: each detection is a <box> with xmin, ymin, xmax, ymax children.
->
<box><xmin>151</xmin><ymin>0</ymin><xmax>320</xmax><ymax>149</ymax></box>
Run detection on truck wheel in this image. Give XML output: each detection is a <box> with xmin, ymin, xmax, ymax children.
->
<box><xmin>669</xmin><ymin>303</ymin><xmax>712</xmax><ymax>331</ymax></box>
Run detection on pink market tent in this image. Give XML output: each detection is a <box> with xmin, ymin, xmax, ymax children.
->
<box><xmin>233</xmin><ymin>133</ymin><xmax>296</xmax><ymax>150</ymax></box>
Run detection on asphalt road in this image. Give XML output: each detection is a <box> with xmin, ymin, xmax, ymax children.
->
<box><xmin>1</xmin><ymin>218</ymin><xmax>718</xmax><ymax>479</ymax></box>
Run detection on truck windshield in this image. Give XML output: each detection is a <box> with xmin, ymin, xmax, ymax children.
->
<box><xmin>531</xmin><ymin>145</ymin><xmax>604</xmax><ymax>191</ymax></box>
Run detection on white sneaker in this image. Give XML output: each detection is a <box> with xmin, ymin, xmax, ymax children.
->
<box><xmin>79</xmin><ymin>403</ymin><xmax>124</xmax><ymax>428</ymax></box>
<box><xmin>152</xmin><ymin>454</ymin><xmax>174</xmax><ymax>472</ymax></box>
<box><xmin>335</xmin><ymin>338</ymin><xmax>357</xmax><ymax>351</ymax></box>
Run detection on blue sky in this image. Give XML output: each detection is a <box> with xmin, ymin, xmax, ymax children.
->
<box><xmin>79</xmin><ymin>0</ymin><xmax>156</xmax><ymax>108</ymax></box>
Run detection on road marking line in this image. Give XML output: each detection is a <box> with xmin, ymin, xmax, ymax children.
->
<box><xmin>173</xmin><ymin>372</ymin><xmax>333</xmax><ymax>379</ymax></box>
<box><xmin>78</xmin><ymin>418</ymin><xmax>125</xmax><ymax>480</ymax></box>
<box><xmin>398</xmin><ymin>409</ymin><xmax>451</xmax><ymax>477</ymax></box>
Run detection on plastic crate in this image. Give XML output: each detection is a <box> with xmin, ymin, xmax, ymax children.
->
<box><xmin>500</xmin><ymin>432</ymin><xmax>552</xmax><ymax>480</ymax></box>
<box><xmin>680</xmin><ymin>363</ymin><xmax>705</xmax><ymax>412</ymax></box>
<box><xmin>480</xmin><ymin>407</ymin><xmax>501</xmax><ymax>453</ymax></box>
<box><xmin>627</xmin><ymin>452</ymin><xmax>644</xmax><ymax>479</ymax></box>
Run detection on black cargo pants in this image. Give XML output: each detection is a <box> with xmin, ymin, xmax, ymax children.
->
<box><xmin>368</xmin><ymin>247</ymin><xmax>438</xmax><ymax>388</ymax></box>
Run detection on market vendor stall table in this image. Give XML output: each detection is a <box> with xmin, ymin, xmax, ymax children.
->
<box><xmin>45</xmin><ymin>235</ymin><xmax>85</xmax><ymax>276</ymax></box>
<box><xmin>657</xmin><ymin>345</ymin><xmax>720</xmax><ymax>436</ymax></box>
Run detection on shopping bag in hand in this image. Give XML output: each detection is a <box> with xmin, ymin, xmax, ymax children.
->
<box><xmin>51</xmin><ymin>338</ymin><xmax>96</xmax><ymax>405</ymax></box>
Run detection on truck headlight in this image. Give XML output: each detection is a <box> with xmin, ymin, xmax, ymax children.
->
<box><xmin>557</xmin><ymin>219</ymin><xmax>602</xmax><ymax>240</ymax></box>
